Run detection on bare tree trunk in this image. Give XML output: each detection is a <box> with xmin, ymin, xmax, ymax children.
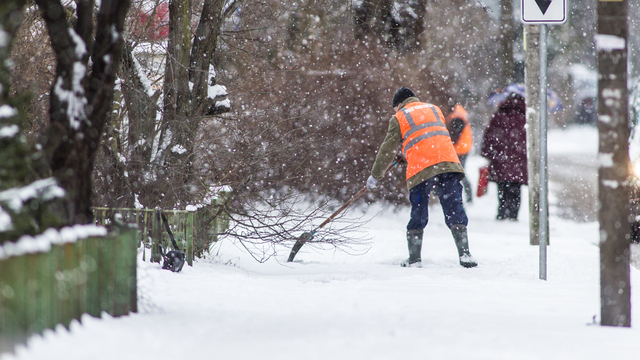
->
<box><xmin>597</xmin><ymin>0</ymin><xmax>630</xmax><ymax>327</ymax></box>
<box><xmin>500</xmin><ymin>0</ymin><xmax>514</xmax><ymax>84</ymax></box>
<box><xmin>190</xmin><ymin>0</ymin><xmax>225</xmax><ymax>108</ymax></box>
<box><xmin>161</xmin><ymin>0</ymin><xmax>192</xmax><ymax>180</ymax></box>
<box><xmin>118</xmin><ymin>42</ymin><xmax>160</xmax><ymax>207</ymax></box>
<box><xmin>156</xmin><ymin>0</ymin><xmax>231</xmax><ymax>206</ymax></box>
<box><xmin>36</xmin><ymin>0</ymin><xmax>131</xmax><ymax>224</ymax></box>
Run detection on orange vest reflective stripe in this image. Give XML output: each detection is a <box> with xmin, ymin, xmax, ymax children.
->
<box><xmin>446</xmin><ymin>104</ymin><xmax>473</xmax><ymax>156</ymax></box>
<box><xmin>396</xmin><ymin>102</ymin><xmax>460</xmax><ymax>180</ymax></box>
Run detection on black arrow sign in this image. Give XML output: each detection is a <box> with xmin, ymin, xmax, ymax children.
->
<box><xmin>535</xmin><ymin>0</ymin><xmax>553</xmax><ymax>15</ymax></box>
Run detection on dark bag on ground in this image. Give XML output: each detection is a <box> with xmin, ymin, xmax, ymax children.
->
<box><xmin>159</xmin><ymin>211</ymin><xmax>186</xmax><ymax>272</ymax></box>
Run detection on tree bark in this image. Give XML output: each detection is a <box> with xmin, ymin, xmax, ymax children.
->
<box><xmin>190</xmin><ymin>0</ymin><xmax>225</xmax><ymax>110</ymax></box>
<box><xmin>500</xmin><ymin>0</ymin><xmax>514</xmax><ymax>85</ymax></box>
<box><xmin>37</xmin><ymin>0</ymin><xmax>131</xmax><ymax>224</ymax></box>
<box><xmin>597</xmin><ymin>0</ymin><xmax>630</xmax><ymax>328</ymax></box>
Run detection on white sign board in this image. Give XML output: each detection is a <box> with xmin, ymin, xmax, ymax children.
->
<box><xmin>522</xmin><ymin>0</ymin><xmax>567</xmax><ymax>24</ymax></box>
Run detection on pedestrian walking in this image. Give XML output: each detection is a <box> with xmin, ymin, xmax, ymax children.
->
<box><xmin>446</xmin><ymin>104</ymin><xmax>474</xmax><ymax>203</ymax></box>
<box><xmin>366</xmin><ymin>87</ymin><xmax>478</xmax><ymax>268</ymax></box>
<box><xmin>480</xmin><ymin>93</ymin><xmax>528</xmax><ymax>220</ymax></box>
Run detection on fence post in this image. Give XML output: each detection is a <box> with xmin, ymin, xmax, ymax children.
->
<box><xmin>57</xmin><ymin>242</ymin><xmax>79</xmax><ymax>329</ymax></box>
<box><xmin>135</xmin><ymin>209</ymin><xmax>141</xmax><ymax>250</ymax></box>
<box><xmin>125</xmin><ymin>227</ymin><xmax>138</xmax><ymax>313</ymax></box>
<box><xmin>85</xmin><ymin>237</ymin><xmax>101</xmax><ymax>318</ymax></box>
<box><xmin>211</xmin><ymin>199</ymin><xmax>218</xmax><ymax>245</ymax></box>
<box><xmin>38</xmin><ymin>250</ymin><xmax>55</xmax><ymax>333</ymax></box>
<box><xmin>98</xmin><ymin>236</ymin><xmax>116</xmax><ymax>316</ymax></box>
<box><xmin>76</xmin><ymin>239</ymin><xmax>87</xmax><ymax>320</ymax></box>
<box><xmin>50</xmin><ymin>243</ymin><xmax>63</xmax><ymax>329</ymax></box>
<box><xmin>142</xmin><ymin>211</ymin><xmax>148</xmax><ymax>262</ymax></box>
<box><xmin>3</xmin><ymin>254</ymin><xmax>27</xmax><ymax>347</ymax></box>
<box><xmin>151</xmin><ymin>209</ymin><xmax>162</xmax><ymax>263</ymax></box>
<box><xmin>113</xmin><ymin>231</ymin><xmax>128</xmax><ymax>317</ymax></box>
<box><xmin>25</xmin><ymin>254</ymin><xmax>40</xmax><ymax>336</ymax></box>
<box><xmin>186</xmin><ymin>210</ymin><xmax>195</xmax><ymax>266</ymax></box>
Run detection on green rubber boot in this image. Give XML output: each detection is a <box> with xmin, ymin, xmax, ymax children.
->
<box><xmin>451</xmin><ymin>224</ymin><xmax>478</xmax><ymax>268</ymax></box>
<box><xmin>401</xmin><ymin>229</ymin><xmax>423</xmax><ymax>267</ymax></box>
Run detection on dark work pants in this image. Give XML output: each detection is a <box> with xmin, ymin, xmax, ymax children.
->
<box><xmin>497</xmin><ymin>181</ymin><xmax>522</xmax><ymax>220</ymax></box>
<box><xmin>407</xmin><ymin>172</ymin><xmax>469</xmax><ymax>230</ymax></box>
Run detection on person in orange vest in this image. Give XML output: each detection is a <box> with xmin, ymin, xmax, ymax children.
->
<box><xmin>446</xmin><ymin>104</ymin><xmax>474</xmax><ymax>203</ymax></box>
<box><xmin>366</xmin><ymin>87</ymin><xmax>478</xmax><ymax>268</ymax></box>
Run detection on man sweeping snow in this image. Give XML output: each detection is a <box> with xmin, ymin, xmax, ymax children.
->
<box><xmin>367</xmin><ymin>87</ymin><xmax>478</xmax><ymax>268</ymax></box>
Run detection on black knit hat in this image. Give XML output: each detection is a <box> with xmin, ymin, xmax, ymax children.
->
<box><xmin>393</xmin><ymin>87</ymin><xmax>415</xmax><ymax>108</ymax></box>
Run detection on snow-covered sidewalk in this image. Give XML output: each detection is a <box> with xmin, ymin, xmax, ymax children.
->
<box><xmin>4</xmin><ymin>126</ymin><xmax>640</xmax><ymax>359</ymax></box>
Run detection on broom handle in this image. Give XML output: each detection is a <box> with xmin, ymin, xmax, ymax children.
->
<box><xmin>314</xmin><ymin>160</ymin><xmax>398</xmax><ymax>232</ymax></box>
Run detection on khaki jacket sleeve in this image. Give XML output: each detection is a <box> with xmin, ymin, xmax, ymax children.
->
<box><xmin>371</xmin><ymin>116</ymin><xmax>401</xmax><ymax>180</ymax></box>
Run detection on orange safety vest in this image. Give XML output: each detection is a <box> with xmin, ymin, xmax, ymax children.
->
<box><xmin>446</xmin><ymin>104</ymin><xmax>473</xmax><ymax>156</ymax></box>
<box><xmin>396</xmin><ymin>102</ymin><xmax>460</xmax><ymax>180</ymax></box>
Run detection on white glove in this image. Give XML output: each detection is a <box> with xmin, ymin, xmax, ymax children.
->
<box><xmin>366</xmin><ymin>175</ymin><xmax>379</xmax><ymax>191</ymax></box>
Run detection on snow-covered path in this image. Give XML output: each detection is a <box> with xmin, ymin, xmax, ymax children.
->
<box><xmin>4</xmin><ymin>126</ymin><xmax>640</xmax><ymax>359</ymax></box>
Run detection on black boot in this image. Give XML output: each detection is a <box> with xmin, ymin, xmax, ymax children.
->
<box><xmin>401</xmin><ymin>229</ymin><xmax>423</xmax><ymax>267</ymax></box>
<box><xmin>450</xmin><ymin>224</ymin><xmax>478</xmax><ymax>268</ymax></box>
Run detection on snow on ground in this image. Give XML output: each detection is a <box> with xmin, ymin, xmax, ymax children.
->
<box><xmin>4</xmin><ymin>125</ymin><xmax>640</xmax><ymax>359</ymax></box>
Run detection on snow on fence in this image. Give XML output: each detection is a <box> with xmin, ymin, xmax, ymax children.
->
<box><xmin>0</xmin><ymin>225</ymin><xmax>137</xmax><ymax>353</ymax></box>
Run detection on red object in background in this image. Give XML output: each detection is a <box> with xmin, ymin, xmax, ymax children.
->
<box><xmin>136</xmin><ymin>3</ymin><xmax>169</xmax><ymax>41</ymax></box>
<box><xmin>477</xmin><ymin>166</ymin><xmax>489</xmax><ymax>197</ymax></box>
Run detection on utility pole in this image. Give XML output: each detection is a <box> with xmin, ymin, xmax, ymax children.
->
<box><xmin>500</xmin><ymin>0</ymin><xmax>515</xmax><ymax>84</ymax></box>
<box><xmin>524</xmin><ymin>24</ymin><xmax>543</xmax><ymax>246</ymax></box>
<box><xmin>596</xmin><ymin>0</ymin><xmax>630</xmax><ymax>327</ymax></box>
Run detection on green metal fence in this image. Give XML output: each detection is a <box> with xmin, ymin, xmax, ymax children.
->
<box><xmin>93</xmin><ymin>208</ymin><xmax>196</xmax><ymax>266</ymax></box>
<box><xmin>0</xmin><ymin>226</ymin><xmax>137</xmax><ymax>353</ymax></box>
<box><xmin>92</xmin><ymin>206</ymin><xmax>229</xmax><ymax>266</ymax></box>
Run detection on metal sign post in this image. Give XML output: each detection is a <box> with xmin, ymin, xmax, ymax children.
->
<box><xmin>522</xmin><ymin>0</ymin><xmax>567</xmax><ymax>280</ymax></box>
<box><xmin>538</xmin><ymin>24</ymin><xmax>548</xmax><ymax>280</ymax></box>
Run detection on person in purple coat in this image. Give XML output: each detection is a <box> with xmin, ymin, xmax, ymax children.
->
<box><xmin>481</xmin><ymin>93</ymin><xmax>528</xmax><ymax>220</ymax></box>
